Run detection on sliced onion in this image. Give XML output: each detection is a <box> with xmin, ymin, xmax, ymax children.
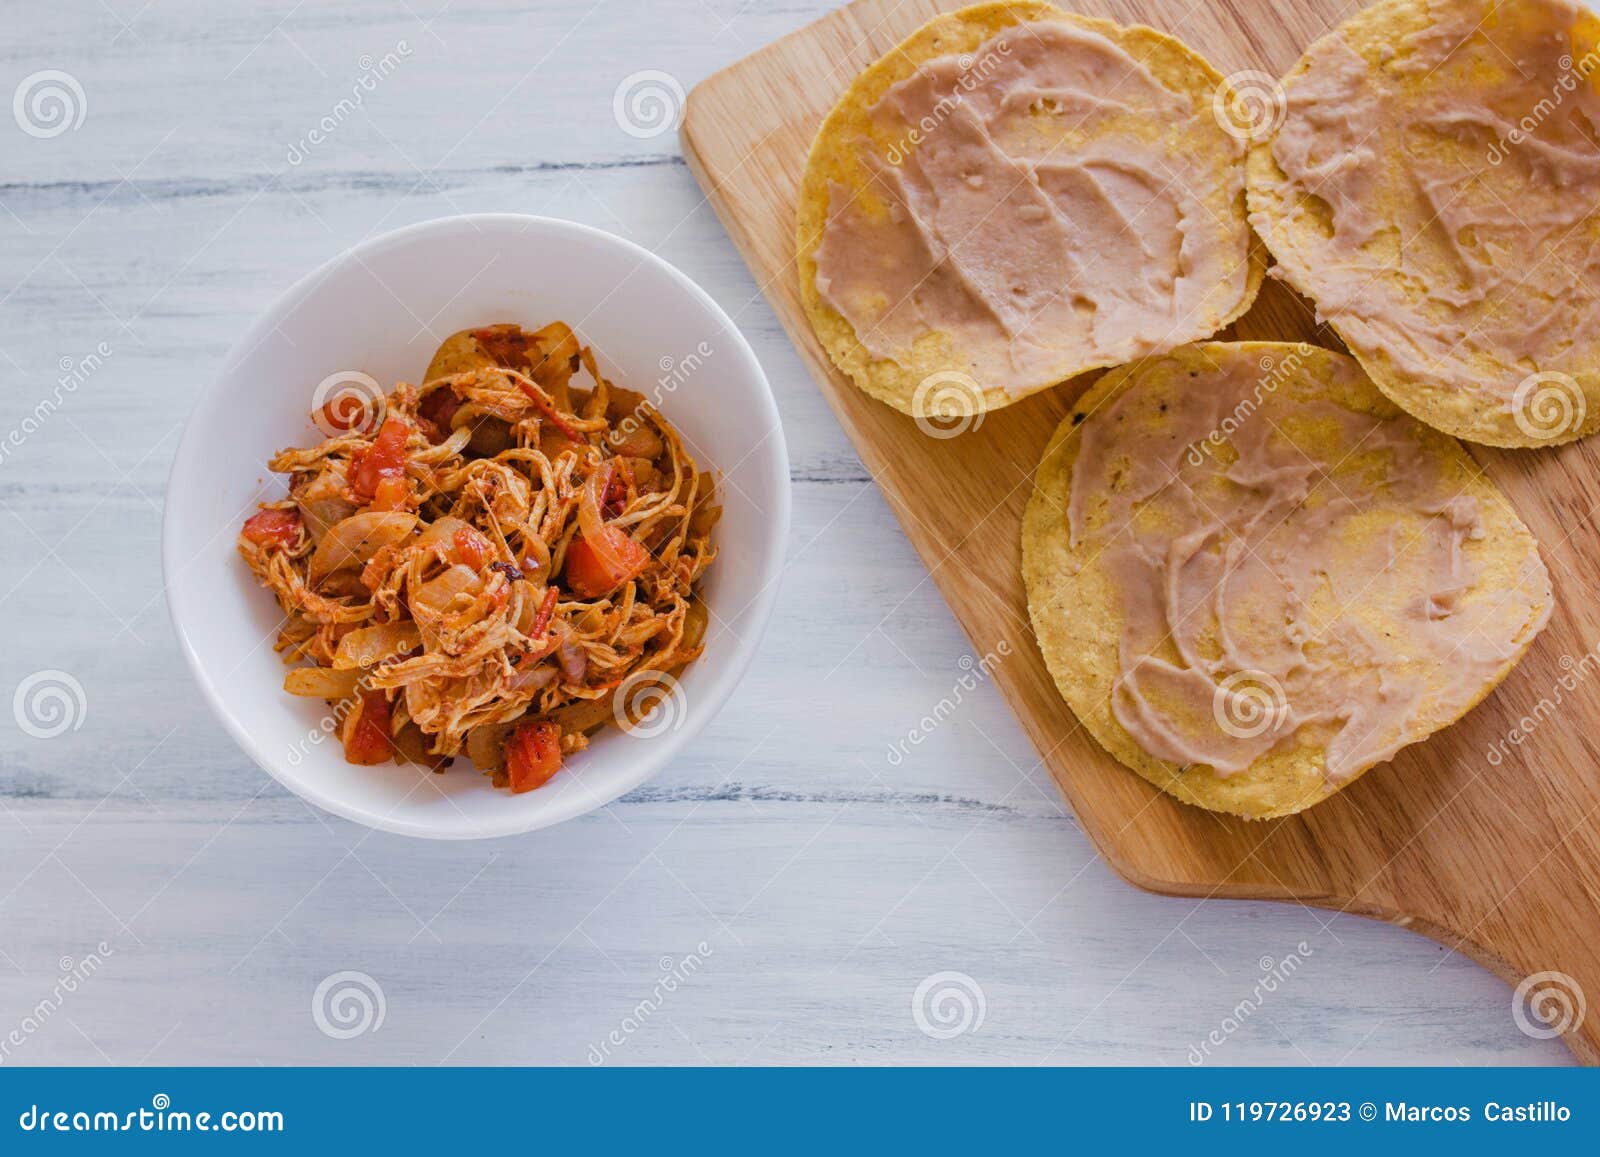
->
<box><xmin>333</xmin><ymin>621</ymin><xmax>422</xmax><ymax>670</ymax></box>
<box><xmin>294</xmin><ymin>466</ymin><xmax>356</xmax><ymax>541</ymax></box>
<box><xmin>689</xmin><ymin>473</ymin><xmax>721</xmax><ymax>537</ymax></box>
<box><xmin>690</xmin><ymin>502</ymin><xmax>722</xmax><ymax>538</ymax></box>
<box><xmin>682</xmin><ymin>598</ymin><xmax>709</xmax><ymax>649</ymax></box>
<box><xmin>465</xmin><ymin>721</ymin><xmax>515</xmax><ymax>771</ymax></box>
<box><xmin>284</xmin><ymin>665</ymin><xmax>362</xmax><ymax>698</ymax></box>
<box><xmin>298</xmin><ymin>496</ymin><xmax>358</xmax><ymax>542</ymax></box>
<box><xmin>510</xmin><ymin>664</ymin><xmax>557</xmax><ymax>694</ymax></box>
<box><xmin>578</xmin><ymin>462</ymin><xmax>609</xmax><ymax>544</ymax></box>
<box><xmin>391</xmin><ymin>721</ymin><xmax>447</xmax><ymax>769</ymax></box>
<box><xmin>413</xmin><ymin>563</ymin><xmax>482</xmax><ymax>616</ymax></box>
<box><xmin>415</xmin><ymin>515</ymin><xmax>472</xmax><ymax>552</ymax></box>
<box><xmin>521</xmin><ymin>537</ymin><xmax>551</xmax><ymax>584</ymax></box>
<box><xmin>546</xmin><ymin>695</ymin><xmax>614</xmax><ymax>735</ymax></box>
<box><xmin>317</xmin><ymin>570</ymin><xmax>368</xmax><ymax>599</ymax></box>
<box><xmin>308</xmin><ymin>511</ymin><xmax>417</xmax><ymax>582</ymax></box>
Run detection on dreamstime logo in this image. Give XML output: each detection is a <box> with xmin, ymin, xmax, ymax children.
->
<box><xmin>1185</xmin><ymin>344</ymin><xmax>1312</xmax><ymax>466</ymax></box>
<box><xmin>1212</xmin><ymin>670</ymin><xmax>1287</xmax><ymax>740</ymax></box>
<box><xmin>587</xmin><ymin>942</ymin><xmax>714</xmax><ymax>1065</ymax></box>
<box><xmin>286</xmin><ymin>41</ymin><xmax>412</xmax><ymax>164</ymax></box>
<box><xmin>311</xmin><ymin>971</ymin><xmax>386</xmax><ymax>1039</ymax></box>
<box><xmin>12</xmin><ymin>670</ymin><xmax>87</xmax><ymax>739</ymax></box>
<box><xmin>311</xmin><ymin>370</ymin><xmax>387</xmax><ymax>436</ymax></box>
<box><xmin>612</xmin><ymin>670</ymin><xmax>687</xmax><ymax>739</ymax></box>
<box><xmin>1188</xmin><ymin>942</ymin><xmax>1312</xmax><ymax>1064</ymax></box>
<box><xmin>912</xmin><ymin>370</ymin><xmax>986</xmax><ymax>438</ymax></box>
<box><xmin>1485</xmin><ymin>641</ymin><xmax>1600</xmax><ymax>766</ymax></box>
<box><xmin>1510</xmin><ymin>371</ymin><xmax>1586</xmax><ymax>441</ymax></box>
<box><xmin>608</xmin><ymin>340</ymin><xmax>713</xmax><ymax>451</ymax></box>
<box><xmin>612</xmin><ymin>70</ymin><xmax>684</xmax><ymax>139</ymax></box>
<box><xmin>0</xmin><ymin>341</ymin><xmax>113</xmax><ymax>470</ymax></box>
<box><xmin>912</xmin><ymin>971</ymin><xmax>986</xmax><ymax>1040</ymax></box>
<box><xmin>883</xmin><ymin>37</ymin><xmax>1013</xmax><ymax>165</ymax></box>
<box><xmin>0</xmin><ymin>942</ymin><xmax>114</xmax><ymax>1066</ymax></box>
<box><xmin>654</xmin><ymin>343</ymin><xmax>711</xmax><ymax>395</ymax></box>
<box><xmin>1512</xmin><ymin>971</ymin><xmax>1586</xmax><ymax>1040</ymax></box>
<box><xmin>13</xmin><ymin>70</ymin><xmax>87</xmax><ymax>139</ymax></box>
<box><xmin>886</xmin><ymin>642</ymin><xmax>1012</xmax><ymax>766</ymax></box>
<box><xmin>1211</xmin><ymin>70</ymin><xmax>1286</xmax><ymax>142</ymax></box>
<box><xmin>282</xmin><ymin>651</ymin><xmax>414</xmax><ymax>767</ymax></box>
<box><xmin>1487</xmin><ymin>48</ymin><xmax>1600</xmax><ymax>165</ymax></box>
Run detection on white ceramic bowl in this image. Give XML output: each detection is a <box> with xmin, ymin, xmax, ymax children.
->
<box><xmin>164</xmin><ymin>214</ymin><xmax>789</xmax><ymax>839</ymax></box>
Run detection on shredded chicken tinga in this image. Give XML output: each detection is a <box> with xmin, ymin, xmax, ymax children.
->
<box><xmin>237</xmin><ymin>322</ymin><xmax>719</xmax><ymax>794</ymax></box>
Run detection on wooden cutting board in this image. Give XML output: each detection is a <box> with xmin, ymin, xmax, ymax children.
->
<box><xmin>681</xmin><ymin>0</ymin><xmax>1600</xmax><ymax>1062</ymax></box>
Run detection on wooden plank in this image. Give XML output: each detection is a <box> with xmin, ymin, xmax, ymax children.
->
<box><xmin>681</xmin><ymin>0</ymin><xmax>1600</xmax><ymax>1062</ymax></box>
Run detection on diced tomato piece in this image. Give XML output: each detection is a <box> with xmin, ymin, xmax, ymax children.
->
<box><xmin>241</xmin><ymin>508</ymin><xmax>302</xmax><ymax>549</ymax></box>
<box><xmin>370</xmin><ymin>474</ymin><xmax>410</xmax><ymax>512</ymax></box>
<box><xmin>505</xmin><ymin>721</ymin><xmax>563</xmax><ymax>792</ymax></box>
<box><xmin>418</xmin><ymin>387</ymin><xmax>461</xmax><ymax>443</ymax></box>
<box><xmin>350</xmin><ymin>417</ymin><xmax>410</xmax><ymax>504</ymax></box>
<box><xmin>320</xmin><ymin>394</ymin><xmax>368</xmax><ymax>431</ymax></box>
<box><xmin>343</xmin><ymin>690</ymin><xmax>396</xmax><ymax>766</ymax></box>
<box><xmin>563</xmin><ymin>527</ymin><xmax>650</xmax><ymax>598</ymax></box>
<box><xmin>453</xmin><ymin>525</ymin><xmax>493</xmax><ymax>569</ymax></box>
<box><xmin>471</xmin><ymin>325</ymin><xmax>536</xmax><ymax>369</ymax></box>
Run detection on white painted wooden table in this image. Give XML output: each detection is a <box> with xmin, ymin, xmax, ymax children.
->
<box><xmin>0</xmin><ymin>0</ymin><xmax>1570</xmax><ymax>1066</ymax></box>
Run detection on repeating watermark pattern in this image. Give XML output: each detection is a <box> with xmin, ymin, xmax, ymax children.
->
<box><xmin>1486</xmin><ymin>48</ymin><xmax>1600</xmax><ymax>166</ymax></box>
<box><xmin>311</xmin><ymin>971</ymin><xmax>386</xmax><ymax>1039</ymax></box>
<box><xmin>912</xmin><ymin>370</ymin><xmax>986</xmax><ymax>438</ymax></box>
<box><xmin>284</xmin><ymin>648</ymin><xmax>415</xmax><ymax>766</ymax></box>
<box><xmin>883</xmin><ymin>37</ymin><xmax>1013</xmax><ymax>165</ymax></box>
<box><xmin>1211</xmin><ymin>70</ymin><xmax>1287</xmax><ymax>142</ymax></box>
<box><xmin>0</xmin><ymin>943</ymin><xmax>115</xmax><ymax>1065</ymax></box>
<box><xmin>286</xmin><ymin>41</ymin><xmax>413</xmax><ymax>165</ymax></box>
<box><xmin>654</xmin><ymin>342</ymin><xmax>711</xmax><ymax>399</ymax></box>
<box><xmin>13</xmin><ymin>69</ymin><xmax>86</xmax><ymax>139</ymax></box>
<box><xmin>1211</xmin><ymin>670</ymin><xmax>1287</xmax><ymax>740</ymax></box>
<box><xmin>1188</xmin><ymin>943</ymin><xmax>1313</xmax><ymax>1064</ymax></box>
<box><xmin>1186</xmin><ymin>344</ymin><xmax>1313</xmax><ymax>466</ymax></box>
<box><xmin>1510</xmin><ymin>370</ymin><xmax>1586</xmax><ymax>441</ymax></box>
<box><xmin>12</xmin><ymin>670</ymin><xmax>88</xmax><ymax>740</ymax></box>
<box><xmin>912</xmin><ymin>971</ymin><xmax>986</xmax><ymax>1040</ymax></box>
<box><xmin>286</xmin><ymin>689</ymin><xmax>364</xmax><ymax>767</ymax></box>
<box><xmin>311</xmin><ymin>370</ymin><xmax>386</xmax><ymax>437</ymax></box>
<box><xmin>607</xmin><ymin>340</ymin><xmax>712</xmax><ymax>452</ymax></box>
<box><xmin>1485</xmin><ymin>641</ymin><xmax>1600</xmax><ymax>765</ymax></box>
<box><xmin>612</xmin><ymin>670</ymin><xmax>687</xmax><ymax>739</ymax></box>
<box><xmin>0</xmin><ymin>341</ymin><xmax>113</xmax><ymax>469</ymax></box>
<box><xmin>612</xmin><ymin>70</ymin><xmax>684</xmax><ymax>139</ymax></box>
<box><xmin>886</xmin><ymin>642</ymin><xmax>1012</xmax><ymax>766</ymax></box>
<box><xmin>1512</xmin><ymin>970</ymin><xmax>1585</xmax><ymax>1040</ymax></box>
<box><xmin>586</xmin><ymin>943</ymin><xmax>713</xmax><ymax>1065</ymax></box>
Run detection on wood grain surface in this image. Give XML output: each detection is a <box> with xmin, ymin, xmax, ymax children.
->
<box><xmin>682</xmin><ymin>0</ymin><xmax>1600</xmax><ymax>1062</ymax></box>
